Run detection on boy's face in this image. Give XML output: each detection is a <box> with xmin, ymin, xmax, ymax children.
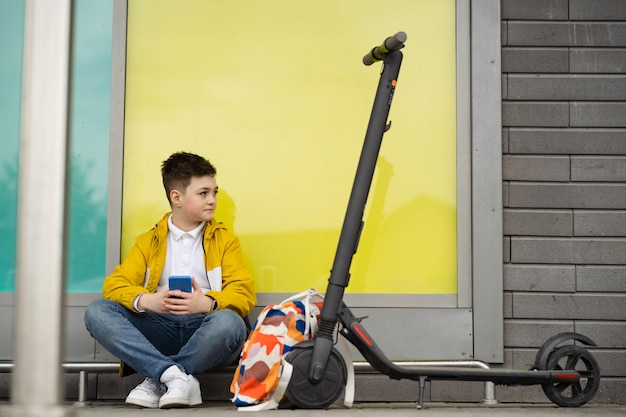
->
<box><xmin>170</xmin><ymin>175</ymin><xmax>218</xmax><ymax>231</ymax></box>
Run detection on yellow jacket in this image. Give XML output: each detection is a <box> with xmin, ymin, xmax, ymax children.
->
<box><xmin>102</xmin><ymin>212</ymin><xmax>256</xmax><ymax>317</ymax></box>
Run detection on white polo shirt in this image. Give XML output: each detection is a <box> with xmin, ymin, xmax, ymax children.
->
<box><xmin>158</xmin><ymin>215</ymin><xmax>212</xmax><ymax>293</ymax></box>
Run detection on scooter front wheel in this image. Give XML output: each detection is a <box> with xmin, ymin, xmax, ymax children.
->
<box><xmin>284</xmin><ymin>343</ymin><xmax>347</xmax><ymax>409</ymax></box>
<box><xmin>541</xmin><ymin>345</ymin><xmax>600</xmax><ymax>407</ymax></box>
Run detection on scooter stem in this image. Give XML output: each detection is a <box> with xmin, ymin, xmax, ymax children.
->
<box><xmin>309</xmin><ymin>41</ymin><xmax>404</xmax><ymax>383</ymax></box>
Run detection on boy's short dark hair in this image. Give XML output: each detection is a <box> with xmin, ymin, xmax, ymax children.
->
<box><xmin>161</xmin><ymin>152</ymin><xmax>217</xmax><ymax>204</ymax></box>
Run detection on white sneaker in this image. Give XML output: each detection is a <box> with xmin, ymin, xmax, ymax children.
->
<box><xmin>159</xmin><ymin>369</ymin><xmax>202</xmax><ymax>408</ymax></box>
<box><xmin>125</xmin><ymin>377</ymin><xmax>162</xmax><ymax>408</ymax></box>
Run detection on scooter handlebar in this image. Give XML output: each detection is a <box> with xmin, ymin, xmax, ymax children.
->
<box><xmin>362</xmin><ymin>31</ymin><xmax>407</xmax><ymax>66</ymax></box>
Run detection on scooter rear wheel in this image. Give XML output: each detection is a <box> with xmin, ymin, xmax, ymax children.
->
<box><xmin>284</xmin><ymin>344</ymin><xmax>347</xmax><ymax>409</ymax></box>
<box><xmin>541</xmin><ymin>345</ymin><xmax>600</xmax><ymax>407</ymax></box>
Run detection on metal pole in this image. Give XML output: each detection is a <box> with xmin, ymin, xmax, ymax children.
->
<box><xmin>1</xmin><ymin>0</ymin><xmax>74</xmax><ymax>416</ymax></box>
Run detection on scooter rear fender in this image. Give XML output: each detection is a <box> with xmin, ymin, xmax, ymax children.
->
<box><xmin>534</xmin><ymin>332</ymin><xmax>597</xmax><ymax>370</ymax></box>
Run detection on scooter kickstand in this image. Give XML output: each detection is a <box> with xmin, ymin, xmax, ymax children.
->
<box><xmin>416</xmin><ymin>375</ymin><xmax>426</xmax><ymax>410</ymax></box>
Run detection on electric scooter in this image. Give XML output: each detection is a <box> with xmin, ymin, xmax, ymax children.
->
<box><xmin>283</xmin><ymin>32</ymin><xmax>601</xmax><ymax>410</ymax></box>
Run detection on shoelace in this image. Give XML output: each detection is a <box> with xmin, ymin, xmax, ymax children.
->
<box><xmin>166</xmin><ymin>375</ymin><xmax>191</xmax><ymax>392</ymax></box>
<box><xmin>137</xmin><ymin>378</ymin><xmax>159</xmax><ymax>394</ymax></box>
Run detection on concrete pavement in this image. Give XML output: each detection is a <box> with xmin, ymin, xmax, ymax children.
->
<box><xmin>3</xmin><ymin>400</ymin><xmax>626</xmax><ymax>416</ymax></box>
<box><xmin>68</xmin><ymin>401</ymin><xmax>626</xmax><ymax>416</ymax></box>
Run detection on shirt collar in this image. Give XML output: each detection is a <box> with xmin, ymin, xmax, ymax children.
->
<box><xmin>168</xmin><ymin>215</ymin><xmax>205</xmax><ymax>241</ymax></box>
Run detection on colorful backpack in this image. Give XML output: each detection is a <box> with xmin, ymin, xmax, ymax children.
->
<box><xmin>230</xmin><ymin>289</ymin><xmax>354</xmax><ymax>411</ymax></box>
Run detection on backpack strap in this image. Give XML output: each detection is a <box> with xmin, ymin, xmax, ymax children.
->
<box><xmin>236</xmin><ymin>349</ymin><xmax>295</xmax><ymax>412</ymax></box>
<box><xmin>336</xmin><ymin>334</ymin><xmax>354</xmax><ymax>408</ymax></box>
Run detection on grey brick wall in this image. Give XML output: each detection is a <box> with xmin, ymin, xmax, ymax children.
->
<box><xmin>502</xmin><ymin>0</ymin><xmax>626</xmax><ymax>404</ymax></box>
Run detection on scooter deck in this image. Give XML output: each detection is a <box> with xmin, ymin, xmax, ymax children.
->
<box><xmin>339</xmin><ymin>304</ymin><xmax>581</xmax><ymax>386</ymax></box>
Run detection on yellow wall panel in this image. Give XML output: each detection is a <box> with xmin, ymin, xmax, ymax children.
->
<box><xmin>123</xmin><ymin>0</ymin><xmax>457</xmax><ymax>295</ymax></box>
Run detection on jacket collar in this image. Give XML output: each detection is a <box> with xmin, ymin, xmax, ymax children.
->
<box><xmin>153</xmin><ymin>212</ymin><xmax>226</xmax><ymax>242</ymax></box>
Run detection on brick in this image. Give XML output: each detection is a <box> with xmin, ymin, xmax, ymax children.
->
<box><xmin>570</xmin><ymin>0</ymin><xmax>626</xmax><ymax>20</ymax></box>
<box><xmin>502</xmin><ymin>348</ymin><xmax>536</xmax><ymax>369</ymax></box>
<box><xmin>504</xmin><ymin>292</ymin><xmax>513</xmax><ymax>318</ymax></box>
<box><xmin>496</xmin><ymin>384</ymin><xmax>549</xmax><ymax>403</ymax></box>
<box><xmin>576</xmin><ymin>322</ymin><xmax>626</xmax><ymax>348</ymax></box>
<box><xmin>501</xmin><ymin>0</ymin><xmax>568</xmax><ymax>20</ymax></box>
<box><xmin>502</xmin><ymin>47</ymin><xmax>569</xmax><ymax>73</ymax></box>
<box><xmin>591</xmin><ymin>379</ymin><xmax>626</xmax><ymax>404</ymax></box>
<box><xmin>503</xmin><ymin>182</ymin><xmax>510</xmax><ymax>207</ymax></box>
<box><xmin>575</xmin><ymin>210</ymin><xmax>626</xmax><ymax>236</ymax></box>
<box><xmin>589</xmin><ymin>350</ymin><xmax>626</xmax><ymax>377</ymax></box>
<box><xmin>197</xmin><ymin>373</ymin><xmax>240</xmax><ymax>400</ymax></box>
<box><xmin>430</xmin><ymin>380</ymin><xmax>484</xmax><ymax>402</ymax></box>
<box><xmin>503</xmin><ymin>102</ymin><xmax>569</xmax><ymax>127</ymax></box>
<box><xmin>577</xmin><ymin>266</ymin><xmax>626</xmax><ymax>292</ymax></box>
<box><xmin>509</xmin><ymin>183</ymin><xmax>626</xmax><ymax>209</ymax></box>
<box><xmin>97</xmin><ymin>373</ymin><xmax>143</xmax><ymax>400</ymax></box>
<box><xmin>571</xmin><ymin>102</ymin><xmax>626</xmax><ymax>127</ymax></box>
<box><xmin>572</xmin><ymin>157</ymin><xmax>626</xmax><ymax>182</ymax></box>
<box><xmin>507</xmin><ymin>75</ymin><xmax>626</xmax><ymax>100</ymax></box>
<box><xmin>503</xmin><ymin>155</ymin><xmax>570</xmax><ymax>181</ymax></box>
<box><xmin>503</xmin><ymin>209</ymin><xmax>573</xmax><ymax>237</ymax></box>
<box><xmin>504</xmin><ymin>319</ymin><xmax>574</xmax><ymax>348</ymax></box>
<box><xmin>508</xmin><ymin>128</ymin><xmax>626</xmax><ymax>154</ymax></box>
<box><xmin>511</xmin><ymin>236</ymin><xmax>626</xmax><ymax>264</ymax></box>
<box><xmin>512</xmin><ymin>293</ymin><xmax>626</xmax><ymax>320</ymax></box>
<box><xmin>508</xmin><ymin>22</ymin><xmax>626</xmax><ymax>46</ymax></box>
<box><xmin>506</xmin><ymin>22</ymin><xmax>568</xmax><ymax>46</ymax></box>
<box><xmin>503</xmin><ymin>127</ymin><xmax>510</xmax><ymax>153</ymax></box>
<box><xmin>571</xmin><ymin>49</ymin><xmax>626</xmax><ymax>73</ymax></box>
<box><xmin>355</xmin><ymin>373</ymin><xmax>421</xmax><ymax>402</ymax></box>
<box><xmin>504</xmin><ymin>264</ymin><xmax>576</xmax><ymax>291</ymax></box>
<box><xmin>504</xmin><ymin>236</ymin><xmax>511</xmax><ymax>263</ymax></box>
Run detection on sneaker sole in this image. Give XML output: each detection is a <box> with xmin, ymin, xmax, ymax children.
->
<box><xmin>159</xmin><ymin>396</ymin><xmax>202</xmax><ymax>409</ymax></box>
<box><xmin>126</xmin><ymin>397</ymin><xmax>160</xmax><ymax>408</ymax></box>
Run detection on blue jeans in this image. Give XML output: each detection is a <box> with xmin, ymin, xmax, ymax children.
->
<box><xmin>84</xmin><ymin>299</ymin><xmax>246</xmax><ymax>386</ymax></box>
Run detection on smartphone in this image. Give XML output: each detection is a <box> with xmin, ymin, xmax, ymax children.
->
<box><xmin>169</xmin><ymin>275</ymin><xmax>192</xmax><ymax>293</ymax></box>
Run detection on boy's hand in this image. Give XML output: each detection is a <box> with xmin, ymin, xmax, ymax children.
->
<box><xmin>163</xmin><ymin>277</ymin><xmax>214</xmax><ymax>315</ymax></box>
<box><xmin>136</xmin><ymin>288</ymin><xmax>171</xmax><ymax>314</ymax></box>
